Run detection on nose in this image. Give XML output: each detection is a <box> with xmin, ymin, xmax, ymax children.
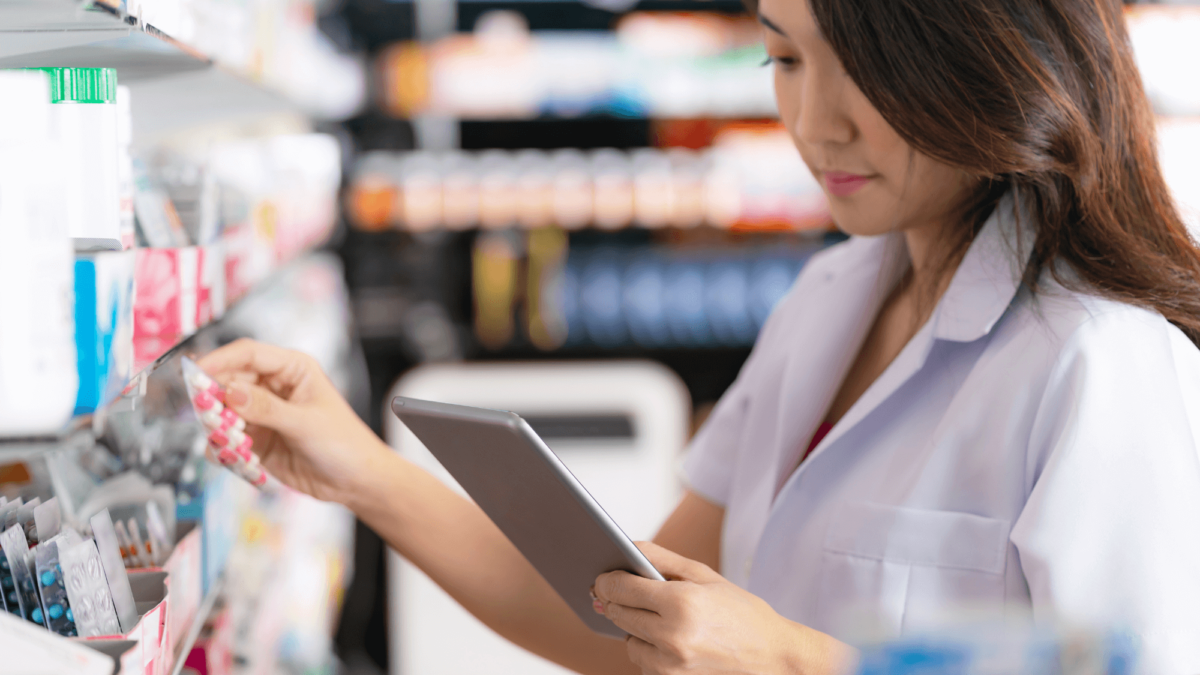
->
<box><xmin>791</xmin><ymin>67</ymin><xmax>855</xmax><ymax>147</ymax></box>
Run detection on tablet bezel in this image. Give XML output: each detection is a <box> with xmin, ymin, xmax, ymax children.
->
<box><xmin>390</xmin><ymin>395</ymin><xmax>665</xmax><ymax>639</ymax></box>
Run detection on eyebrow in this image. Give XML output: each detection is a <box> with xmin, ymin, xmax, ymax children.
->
<box><xmin>758</xmin><ymin>13</ymin><xmax>789</xmax><ymax>38</ymax></box>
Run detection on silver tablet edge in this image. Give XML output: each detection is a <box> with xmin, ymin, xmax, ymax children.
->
<box><xmin>390</xmin><ymin>396</ymin><xmax>665</xmax><ymax>583</ymax></box>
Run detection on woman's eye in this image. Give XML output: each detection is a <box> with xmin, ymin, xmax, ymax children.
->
<box><xmin>762</xmin><ymin>56</ymin><xmax>800</xmax><ymax>70</ymax></box>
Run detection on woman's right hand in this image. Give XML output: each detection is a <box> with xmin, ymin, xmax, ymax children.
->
<box><xmin>197</xmin><ymin>338</ymin><xmax>393</xmax><ymax>506</ymax></box>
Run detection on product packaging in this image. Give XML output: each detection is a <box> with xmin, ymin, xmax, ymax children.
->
<box><xmin>0</xmin><ymin>526</ymin><xmax>41</xmax><ymax>623</ymax></box>
<box><xmin>89</xmin><ymin>509</ymin><xmax>139</xmax><ymax>633</ymax></box>
<box><xmin>182</xmin><ymin>357</ymin><xmax>280</xmax><ymax>492</ymax></box>
<box><xmin>0</xmin><ymin>70</ymin><xmax>79</xmax><ymax>436</ymax></box>
<box><xmin>33</xmin><ymin>498</ymin><xmax>61</xmax><ymax>543</ymax></box>
<box><xmin>74</xmin><ymin>250</ymin><xmax>136</xmax><ymax>414</ymax></box>
<box><xmin>59</xmin><ymin>538</ymin><xmax>122</xmax><ymax>637</ymax></box>
<box><xmin>116</xmin><ymin>85</ymin><xmax>136</xmax><ymax>250</ymax></box>
<box><xmin>34</xmin><ymin>537</ymin><xmax>77</xmax><ymax>636</ymax></box>
<box><xmin>38</xmin><ymin>68</ymin><xmax>123</xmax><ymax>252</ymax></box>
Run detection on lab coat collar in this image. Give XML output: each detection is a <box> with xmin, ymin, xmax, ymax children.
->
<box><xmin>769</xmin><ymin>192</ymin><xmax>1031</xmax><ymax>499</ymax></box>
<box><xmin>930</xmin><ymin>193</ymin><xmax>1034</xmax><ymax>343</ymax></box>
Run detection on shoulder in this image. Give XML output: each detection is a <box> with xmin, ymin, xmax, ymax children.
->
<box><xmin>1002</xmin><ymin>274</ymin><xmax>1200</xmax><ymax>448</ymax></box>
<box><xmin>1013</xmin><ymin>275</ymin><xmax>1197</xmax><ymax>369</ymax></box>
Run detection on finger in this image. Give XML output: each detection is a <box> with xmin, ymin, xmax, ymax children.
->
<box><xmin>637</xmin><ymin>541</ymin><xmax>719</xmax><ymax>583</ymax></box>
<box><xmin>198</xmin><ymin>339</ymin><xmax>309</xmax><ymax>391</ymax></box>
<box><xmin>594</xmin><ymin>570</ymin><xmax>665</xmax><ymax>612</ymax></box>
<box><xmin>624</xmin><ymin>634</ymin><xmax>659</xmax><ymax>671</ymax></box>
<box><xmin>602</xmin><ymin>602</ymin><xmax>663</xmax><ymax>645</ymax></box>
<box><xmin>224</xmin><ymin>381</ymin><xmax>298</xmax><ymax>431</ymax></box>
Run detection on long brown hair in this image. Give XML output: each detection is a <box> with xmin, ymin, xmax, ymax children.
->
<box><xmin>763</xmin><ymin>0</ymin><xmax>1200</xmax><ymax>345</ymax></box>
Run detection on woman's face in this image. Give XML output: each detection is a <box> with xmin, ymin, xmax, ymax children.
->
<box><xmin>762</xmin><ymin>0</ymin><xmax>971</xmax><ymax>238</ymax></box>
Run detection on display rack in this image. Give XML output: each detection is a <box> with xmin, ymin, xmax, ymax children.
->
<box><xmin>0</xmin><ymin>0</ymin><xmax>364</xmax><ymax>140</ymax></box>
<box><xmin>168</xmin><ymin>574</ymin><xmax>223</xmax><ymax>675</ymax></box>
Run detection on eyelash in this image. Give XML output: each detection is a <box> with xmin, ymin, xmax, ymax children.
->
<box><xmin>761</xmin><ymin>56</ymin><xmax>800</xmax><ymax>69</ymax></box>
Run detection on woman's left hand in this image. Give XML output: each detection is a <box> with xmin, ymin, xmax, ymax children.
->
<box><xmin>592</xmin><ymin>542</ymin><xmax>856</xmax><ymax>675</ymax></box>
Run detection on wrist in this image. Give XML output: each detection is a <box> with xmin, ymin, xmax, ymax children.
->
<box><xmin>776</xmin><ymin>621</ymin><xmax>858</xmax><ymax>675</ymax></box>
<box><xmin>339</xmin><ymin>433</ymin><xmax>402</xmax><ymax>514</ymax></box>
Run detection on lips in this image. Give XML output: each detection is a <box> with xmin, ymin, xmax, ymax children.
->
<box><xmin>823</xmin><ymin>171</ymin><xmax>872</xmax><ymax>197</ymax></box>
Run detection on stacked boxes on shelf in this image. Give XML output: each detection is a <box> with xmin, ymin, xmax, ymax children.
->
<box><xmin>0</xmin><ymin>64</ymin><xmax>344</xmax><ymax>416</ymax></box>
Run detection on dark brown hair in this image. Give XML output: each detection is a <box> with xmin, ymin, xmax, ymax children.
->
<box><xmin>757</xmin><ymin>0</ymin><xmax>1200</xmax><ymax>345</ymax></box>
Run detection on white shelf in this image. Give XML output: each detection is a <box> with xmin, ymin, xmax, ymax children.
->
<box><xmin>0</xmin><ymin>0</ymin><xmax>360</xmax><ymax>139</ymax></box>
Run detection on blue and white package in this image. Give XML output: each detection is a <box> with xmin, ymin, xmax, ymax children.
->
<box><xmin>34</xmin><ymin>537</ymin><xmax>76</xmax><ymax>636</ymax></box>
<box><xmin>74</xmin><ymin>250</ymin><xmax>135</xmax><ymax>414</ymax></box>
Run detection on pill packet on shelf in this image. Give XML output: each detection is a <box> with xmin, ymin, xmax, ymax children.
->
<box><xmin>0</xmin><ymin>526</ymin><xmax>42</xmax><ymax>625</ymax></box>
<box><xmin>33</xmin><ymin>498</ymin><xmax>61</xmax><ymax>543</ymax></box>
<box><xmin>181</xmin><ymin>356</ymin><xmax>281</xmax><ymax>492</ymax></box>
<box><xmin>144</xmin><ymin>501</ymin><xmax>171</xmax><ymax>566</ymax></box>
<box><xmin>1</xmin><ymin>497</ymin><xmax>22</xmax><ymax>530</ymax></box>
<box><xmin>59</xmin><ymin>538</ymin><xmax>121</xmax><ymax>637</ymax></box>
<box><xmin>34</xmin><ymin>537</ymin><xmax>76</xmax><ymax>636</ymax></box>
<box><xmin>16</xmin><ymin>498</ymin><xmax>41</xmax><ymax>546</ymax></box>
<box><xmin>0</xmin><ymin>501</ymin><xmax>17</xmax><ymax>615</ymax></box>
<box><xmin>89</xmin><ymin>509</ymin><xmax>138</xmax><ymax>632</ymax></box>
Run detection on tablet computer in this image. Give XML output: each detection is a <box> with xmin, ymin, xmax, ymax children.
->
<box><xmin>390</xmin><ymin>395</ymin><xmax>664</xmax><ymax>638</ymax></box>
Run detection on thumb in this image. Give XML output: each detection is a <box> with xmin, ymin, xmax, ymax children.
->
<box><xmin>225</xmin><ymin>380</ymin><xmax>296</xmax><ymax>430</ymax></box>
<box><xmin>635</xmin><ymin>541</ymin><xmax>720</xmax><ymax>583</ymax></box>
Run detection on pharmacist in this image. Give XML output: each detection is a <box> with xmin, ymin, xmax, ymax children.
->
<box><xmin>198</xmin><ymin>0</ymin><xmax>1200</xmax><ymax>671</ymax></box>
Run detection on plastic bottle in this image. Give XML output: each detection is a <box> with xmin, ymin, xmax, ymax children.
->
<box><xmin>0</xmin><ymin>70</ymin><xmax>79</xmax><ymax>436</ymax></box>
<box><xmin>39</xmin><ymin>67</ymin><xmax>123</xmax><ymax>252</ymax></box>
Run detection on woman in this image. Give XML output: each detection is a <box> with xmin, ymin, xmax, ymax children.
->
<box><xmin>201</xmin><ymin>0</ymin><xmax>1200</xmax><ymax>671</ymax></box>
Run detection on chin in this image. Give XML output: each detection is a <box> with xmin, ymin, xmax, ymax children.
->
<box><xmin>826</xmin><ymin>203</ymin><xmax>897</xmax><ymax>238</ymax></box>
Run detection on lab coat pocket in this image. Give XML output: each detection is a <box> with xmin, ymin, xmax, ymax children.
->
<box><xmin>818</xmin><ymin>501</ymin><xmax>1009</xmax><ymax>637</ymax></box>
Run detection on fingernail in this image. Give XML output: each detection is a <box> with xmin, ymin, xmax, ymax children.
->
<box><xmin>226</xmin><ymin>382</ymin><xmax>250</xmax><ymax>408</ymax></box>
<box><xmin>592</xmin><ymin>599</ymin><xmax>604</xmax><ymax>614</ymax></box>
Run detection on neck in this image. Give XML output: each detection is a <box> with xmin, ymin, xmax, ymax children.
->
<box><xmin>900</xmin><ymin>220</ymin><xmax>961</xmax><ymax>311</ymax></box>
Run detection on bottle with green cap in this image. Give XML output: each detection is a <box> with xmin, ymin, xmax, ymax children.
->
<box><xmin>34</xmin><ymin>67</ymin><xmax>123</xmax><ymax>252</ymax></box>
<box><xmin>0</xmin><ymin>70</ymin><xmax>79</xmax><ymax>435</ymax></box>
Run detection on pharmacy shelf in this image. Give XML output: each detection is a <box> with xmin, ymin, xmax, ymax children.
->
<box><xmin>0</xmin><ymin>254</ymin><xmax>309</xmax><ymax>449</ymax></box>
<box><xmin>169</xmin><ymin>574</ymin><xmax>224</xmax><ymax>675</ymax></box>
<box><xmin>0</xmin><ymin>0</ymin><xmax>358</xmax><ymax>140</ymax></box>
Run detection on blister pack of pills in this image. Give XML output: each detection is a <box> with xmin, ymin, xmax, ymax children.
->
<box><xmin>0</xmin><ymin>500</ymin><xmax>20</xmax><ymax>615</ymax></box>
<box><xmin>182</xmin><ymin>356</ymin><xmax>280</xmax><ymax>492</ymax></box>
<box><xmin>59</xmin><ymin>538</ymin><xmax>121</xmax><ymax>637</ymax></box>
<box><xmin>0</xmin><ymin>526</ymin><xmax>41</xmax><ymax>624</ymax></box>
<box><xmin>34</xmin><ymin>537</ymin><xmax>76</xmax><ymax>636</ymax></box>
<box><xmin>16</xmin><ymin>498</ymin><xmax>41</xmax><ymax>546</ymax></box>
<box><xmin>33</xmin><ymin>498</ymin><xmax>61</xmax><ymax>543</ymax></box>
<box><xmin>89</xmin><ymin>510</ymin><xmax>138</xmax><ymax>633</ymax></box>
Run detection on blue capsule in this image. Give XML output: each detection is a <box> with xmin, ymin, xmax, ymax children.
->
<box><xmin>40</xmin><ymin>570</ymin><xmax>56</xmax><ymax>587</ymax></box>
<box><xmin>66</xmin><ymin>608</ymin><xmax>73</xmax><ymax>622</ymax></box>
<box><xmin>48</xmin><ymin>604</ymin><xmax>63</xmax><ymax>620</ymax></box>
<box><xmin>31</xmin><ymin>607</ymin><xmax>43</xmax><ymax>624</ymax></box>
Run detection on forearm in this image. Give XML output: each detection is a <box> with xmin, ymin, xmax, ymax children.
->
<box><xmin>345</xmin><ymin>444</ymin><xmax>636</xmax><ymax>675</ymax></box>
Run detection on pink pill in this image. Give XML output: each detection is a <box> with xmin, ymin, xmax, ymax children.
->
<box><xmin>250</xmin><ymin>468</ymin><xmax>268</xmax><ymax>487</ymax></box>
<box><xmin>217</xmin><ymin>447</ymin><xmax>238</xmax><ymax>465</ymax></box>
<box><xmin>193</xmin><ymin>390</ymin><xmax>219</xmax><ymax>411</ymax></box>
<box><xmin>234</xmin><ymin>436</ymin><xmax>254</xmax><ymax>461</ymax></box>
<box><xmin>206</xmin><ymin>381</ymin><xmax>225</xmax><ymax>403</ymax></box>
<box><xmin>209</xmin><ymin>429</ymin><xmax>229</xmax><ymax>447</ymax></box>
<box><xmin>220</xmin><ymin>408</ymin><xmax>239</xmax><ymax>427</ymax></box>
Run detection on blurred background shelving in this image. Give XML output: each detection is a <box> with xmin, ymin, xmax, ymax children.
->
<box><xmin>2</xmin><ymin>0</ymin><xmax>1199</xmax><ymax>673</ymax></box>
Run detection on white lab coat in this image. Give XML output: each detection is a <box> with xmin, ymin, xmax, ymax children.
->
<box><xmin>682</xmin><ymin>195</ymin><xmax>1200</xmax><ymax>674</ymax></box>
